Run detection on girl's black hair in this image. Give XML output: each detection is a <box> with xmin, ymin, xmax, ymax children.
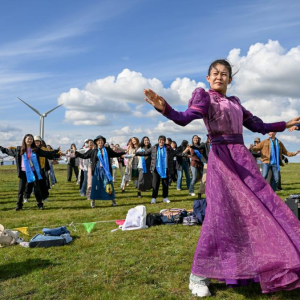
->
<box><xmin>140</xmin><ymin>136</ymin><xmax>151</xmax><ymax>149</ymax></box>
<box><xmin>158</xmin><ymin>135</ymin><xmax>166</xmax><ymax>142</ymax></box>
<box><xmin>70</xmin><ymin>143</ymin><xmax>77</xmax><ymax>150</ymax></box>
<box><xmin>192</xmin><ymin>135</ymin><xmax>201</xmax><ymax>146</ymax></box>
<box><xmin>21</xmin><ymin>134</ymin><xmax>37</xmax><ymax>155</ymax></box>
<box><xmin>180</xmin><ymin>140</ymin><xmax>189</xmax><ymax>150</ymax></box>
<box><xmin>171</xmin><ymin>141</ymin><xmax>177</xmax><ymax>148</ymax></box>
<box><xmin>208</xmin><ymin>59</ymin><xmax>233</xmax><ymax>79</ymax></box>
<box><xmin>47</xmin><ymin>145</ymin><xmax>53</xmax><ymax>150</ymax></box>
<box><xmin>167</xmin><ymin>137</ymin><xmax>172</xmax><ymax>143</ymax></box>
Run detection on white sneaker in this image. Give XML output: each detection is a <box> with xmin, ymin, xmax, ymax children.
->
<box><xmin>163</xmin><ymin>198</ymin><xmax>171</xmax><ymax>203</ymax></box>
<box><xmin>189</xmin><ymin>282</ymin><xmax>211</xmax><ymax>297</ymax></box>
<box><xmin>189</xmin><ymin>193</ymin><xmax>196</xmax><ymax>196</ymax></box>
<box><xmin>177</xmin><ymin>188</ymin><xmax>181</xmax><ymax>191</ymax></box>
<box><xmin>151</xmin><ymin>198</ymin><xmax>156</xmax><ymax>204</ymax></box>
<box><xmin>23</xmin><ymin>198</ymin><xmax>28</xmax><ymax>203</ymax></box>
<box><xmin>44</xmin><ymin>198</ymin><xmax>49</xmax><ymax>202</ymax></box>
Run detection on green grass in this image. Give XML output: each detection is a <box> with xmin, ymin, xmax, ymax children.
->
<box><xmin>0</xmin><ymin>164</ymin><xmax>300</xmax><ymax>300</ymax></box>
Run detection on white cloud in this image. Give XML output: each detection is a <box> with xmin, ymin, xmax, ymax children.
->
<box><xmin>57</xmin><ymin>69</ymin><xmax>207</xmax><ymax>125</ymax></box>
<box><xmin>64</xmin><ymin>110</ymin><xmax>110</xmax><ymax>126</ymax></box>
<box><xmin>153</xmin><ymin>120</ymin><xmax>206</xmax><ymax>135</ymax></box>
<box><xmin>229</xmin><ymin>40</ymin><xmax>300</xmax><ymax>99</ymax></box>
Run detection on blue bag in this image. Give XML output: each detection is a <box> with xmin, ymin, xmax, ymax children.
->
<box><xmin>29</xmin><ymin>234</ymin><xmax>65</xmax><ymax>248</ymax></box>
<box><xmin>193</xmin><ymin>199</ymin><xmax>207</xmax><ymax>224</ymax></box>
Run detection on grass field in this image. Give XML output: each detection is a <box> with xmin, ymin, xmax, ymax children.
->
<box><xmin>0</xmin><ymin>164</ymin><xmax>300</xmax><ymax>300</ymax></box>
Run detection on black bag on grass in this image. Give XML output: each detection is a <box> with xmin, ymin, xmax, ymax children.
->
<box><xmin>160</xmin><ymin>209</ymin><xmax>188</xmax><ymax>225</ymax></box>
<box><xmin>146</xmin><ymin>213</ymin><xmax>162</xmax><ymax>227</ymax></box>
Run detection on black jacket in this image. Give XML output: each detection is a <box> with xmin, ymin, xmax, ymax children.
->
<box><xmin>75</xmin><ymin>147</ymin><xmax>125</xmax><ymax>175</ymax></box>
<box><xmin>0</xmin><ymin>146</ymin><xmax>60</xmax><ymax>178</ymax></box>
<box><xmin>135</xmin><ymin>144</ymin><xmax>176</xmax><ymax>175</ymax></box>
<box><xmin>191</xmin><ymin>143</ymin><xmax>210</xmax><ymax>163</ymax></box>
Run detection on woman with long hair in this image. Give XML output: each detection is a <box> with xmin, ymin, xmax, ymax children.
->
<box><xmin>176</xmin><ymin>140</ymin><xmax>191</xmax><ymax>191</ymax></box>
<box><xmin>0</xmin><ymin>134</ymin><xmax>60</xmax><ymax>210</ymax></box>
<box><xmin>66</xmin><ymin>143</ymin><xmax>79</xmax><ymax>182</ymax></box>
<box><xmin>136</xmin><ymin>136</ymin><xmax>152</xmax><ymax>198</ymax></box>
<box><xmin>187</xmin><ymin>135</ymin><xmax>204</xmax><ymax>197</ymax></box>
<box><xmin>121</xmin><ymin>137</ymin><xmax>140</xmax><ymax>193</ymax></box>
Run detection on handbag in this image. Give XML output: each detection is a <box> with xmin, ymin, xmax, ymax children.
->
<box><xmin>105</xmin><ymin>183</ymin><xmax>113</xmax><ymax>195</ymax></box>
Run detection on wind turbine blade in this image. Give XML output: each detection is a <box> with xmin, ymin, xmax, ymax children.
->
<box><xmin>44</xmin><ymin>104</ymin><xmax>64</xmax><ymax>116</ymax></box>
<box><xmin>17</xmin><ymin>97</ymin><xmax>41</xmax><ymax>116</ymax></box>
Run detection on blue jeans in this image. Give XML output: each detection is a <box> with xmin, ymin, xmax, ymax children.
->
<box><xmin>177</xmin><ymin>160</ymin><xmax>191</xmax><ymax>189</ymax></box>
<box><xmin>262</xmin><ymin>163</ymin><xmax>279</xmax><ymax>191</ymax></box>
<box><xmin>189</xmin><ymin>166</ymin><xmax>201</xmax><ymax>193</ymax></box>
<box><xmin>80</xmin><ymin>170</ymin><xmax>88</xmax><ymax>196</ymax></box>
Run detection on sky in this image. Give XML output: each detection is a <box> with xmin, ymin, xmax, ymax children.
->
<box><xmin>1</xmin><ymin>0</ymin><xmax>300</xmax><ymax>160</ymax></box>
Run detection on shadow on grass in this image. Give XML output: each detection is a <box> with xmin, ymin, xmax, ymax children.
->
<box><xmin>0</xmin><ymin>259</ymin><xmax>58</xmax><ymax>281</ymax></box>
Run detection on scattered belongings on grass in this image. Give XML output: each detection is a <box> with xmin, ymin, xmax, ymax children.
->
<box><xmin>0</xmin><ymin>224</ymin><xmax>24</xmax><ymax>247</ymax></box>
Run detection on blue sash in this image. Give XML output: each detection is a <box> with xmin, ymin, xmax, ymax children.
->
<box><xmin>22</xmin><ymin>149</ymin><xmax>43</xmax><ymax>183</ymax></box>
<box><xmin>156</xmin><ymin>145</ymin><xmax>167</xmax><ymax>178</ymax></box>
<box><xmin>97</xmin><ymin>148</ymin><xmax>113</xmax><ymax>182</ymax></box>
<box><xmin>270</xmin><ymin>138</ymin><xmax>280</xmax><ymax>171</ymax></box>
<box><xmin>194</xmin><ymin>149</ymin><xmax>202</xmax><ymax>161</ymax></box>
<box><xmin>138</xmin><ymin>149</ymin><xmax>147</xmax><ymax>173</ymax></box>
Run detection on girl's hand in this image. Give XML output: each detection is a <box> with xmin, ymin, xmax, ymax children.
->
<box><xmin>144</xmin><ymin>89</ymin><xmax>165</xmax><ymax>111</ymax></box>
<box><xmin>286</xmin><ymin>117</ymin><xmax>300</xmax><ymax>128</ymax></box>
<box><xmin>288</xmin><ymin>125</ymin><xmax>299</xmax><ymax>132</ymax></box>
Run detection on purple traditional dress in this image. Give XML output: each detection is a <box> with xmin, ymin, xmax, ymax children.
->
<box><xmin>160</xmin><ymin>88</ymin><xmax>300</xmax><ymax>293</ymax></box>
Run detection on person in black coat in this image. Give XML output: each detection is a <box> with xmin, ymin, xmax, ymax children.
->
<box><xmin>135</xmin><ymin>135</ymin><xmax>176</xmax><ymax>204</ymax></box>
<box><xmin>74</xmin><ymin>135</ymin><xmax>125</xmax><ymax>208</ymax></box>
<box><xmin>0</xmin><ymin>134</ymin><xmax>61</xmax><ymax>210</ymax></box>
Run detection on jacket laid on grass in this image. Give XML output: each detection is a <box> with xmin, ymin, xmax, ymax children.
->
<box><xmin>0</xmin><ymin>146</ymin><xmax>61</xmax><ymax>178</ymax></box>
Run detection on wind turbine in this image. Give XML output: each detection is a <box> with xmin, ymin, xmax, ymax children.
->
<box><xmin>18</xmin><ymin>97</ymin><xmax>63</xmax><ymax>140</ymax></box>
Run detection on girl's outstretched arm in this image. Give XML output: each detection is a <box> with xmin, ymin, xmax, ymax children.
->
<box><xmin>0</xmin><ymin>146</ymin><xmax>18</xmax><ymax>158</ymax></box>
<box><xmin>144</xmin><ymin>88</ymin><xmax>210</xmax><ymax>126</ymax></box>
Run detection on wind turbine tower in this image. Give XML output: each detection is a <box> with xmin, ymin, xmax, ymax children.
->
<box><xmin>18</xmin><ymin>97</ymin><xmax>63</xmax><ymax>140</ymax></box>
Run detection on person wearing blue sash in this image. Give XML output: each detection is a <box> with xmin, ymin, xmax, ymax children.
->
<box><xmin>187</xmin><ymin>135</ymin><xmax>204</xmax><ymax>197</ymax></box>
<box><xmin>136</xmin><ymin>136</ymin><xmax>153</xmax><ymax>199</ymax></box>
<box><xmin>0</xmin><ymin>134</ymin><xmax>61</xmax><ymax>211</ymax></box>
<box><xmin>135</xmin><ymin>135</ymin><xmax>176</xmax><ymax>204</ymax></box>
<box><xmin>74</xmin><ymin>135</ymin><xmax>126</xmax><ymax>208</ymax></box>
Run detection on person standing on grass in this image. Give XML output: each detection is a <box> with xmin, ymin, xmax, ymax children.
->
<box><xmin>73</xmin><ymin>135</ymin><xmax>126</xmax><ymax>208</ymax></box>
<box><xmin>111</xmin><ymin>144</ymin><xmax>125</xmax><ymax>182</ymax></box>
<box><xmin>136</xmin><ymin>136</ymin><xmax>153</xmax><ymax>198</ymax></box>
<box><xmin>121</xmin><ymin>137</ymin><xmax>139</xmax><ymax>193</ymax></box>
<box><xmin>176</xmin><ymin>140</ymin><xmax>191</xmax><ymax>191</ymax></box>
<box><xmin>251</xmin><ymin>132</ymin><xmax>299</xmax><ymax>191</ymax></box>
<box><xmin>0</xmin><ymin>134</ymin><xmax>60</xmax><ymax>211</ymax></box>
<box><xmin>65</xmin><ymin>143</ymin><xmax>79</xmax><ymax>182</ymax></box>
<box><xmin>143</xmin><ymin>59</ymin><xmax>300</xmax><ymax>297</ymax></box>
<box><xmin>187</xmin><ymin>135</ymin><xmax>203</xmax><ymax>197</ymax></box>
<box><xmin>135</xmin><ymin>135</ymin><xmax>174</xmax><ymax>204</ymax></box>
<box><xmin>46</xmin><ymin>145</ymin><xmax>58</xmax><ymax>187</ymax></box>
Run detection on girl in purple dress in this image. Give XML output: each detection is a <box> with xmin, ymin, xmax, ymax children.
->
<box><xmin>143</xmin><ymin>59</ymin><xmax>300</xmax><ymax>297</ymax></box>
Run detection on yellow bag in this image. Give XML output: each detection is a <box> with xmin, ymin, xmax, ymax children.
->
<box><xmin>105</xmin><ymin>184</ymin><xmax>113</xmax><ymax>195</ymax></box>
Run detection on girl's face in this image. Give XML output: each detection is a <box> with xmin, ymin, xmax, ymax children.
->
<box><xmin>193</xmin><ymin>136</ymin><xmax>199</xmax><ymax>144</ymax></box>
<box><xmin>96</xmin><ymin>139</ymin><xmax>104</xmax><ymax>148</ymax></box>
<box><xmin>25</xmin><ymin>136</ymin><xmax>33</xmax><ymax>146</ymax></box>
<box><xmin>143</xmin><ymin>138</ymin><xmax>150</xmax><ymax>146</ymax></box>
<box><xmin>206</xmin><ymin>64</ymin><xmax>232</xmax><ymax>95</ymax></box>
<box><xmin>35</xmin><ymin>140</ymin><xmax>41</xmax><ymax>147</ymax></box>
<box><xmin>88</xmin><ymin>141</ymin><xmax>94</xmax><ymax>149</ymax></box>
<box><xmin>132</xmin><ymin>138</ymin><xmax>137</xmax><ymax>146</ymax></box>
<box><xmin>158</xmin><ymin>138</ymin><xmax>165</xmax><ymax>147</ymax></box>
<box><xmin>171</xmin><ymin>142</ymin><xmax>176</xmax><ymax>149</ymax></box>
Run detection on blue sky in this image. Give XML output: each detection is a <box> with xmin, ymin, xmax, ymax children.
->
<box><xmin>1</xmin><ymin>0</ymin><xmax>300</xmax><ymax>160</ymax></box>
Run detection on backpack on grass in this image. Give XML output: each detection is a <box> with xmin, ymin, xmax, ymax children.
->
<box><xmin>146</xmin><ymin>213</ymin><xmax>162</xmax><ymax>227</ymax></box>
<box><xmin>160</xmin><ymin>208</ymin><xmax>188</xmax><ymax>225</ymax></box>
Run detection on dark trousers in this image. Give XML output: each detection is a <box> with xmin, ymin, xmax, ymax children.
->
<box><xmin>23</xmin><ymin>169</ymin><xmax>49</xmax><ymax>200</ymax></box>
<box><xmin>152</xmin><ymin>168</ymin><xmax>169</xmax><ymax>199</ymax></box>
<box><xmin>79</xmin><ymin>169</ymin><xmax>84</xmax><ymax>189</ymax></box>
<box><xmin>67</xmin><ymin>164</ymin><xmax>79</xmax><ymax>181</ymax></box>
<box><xmin>17</xmin><ymin>171</ymin><xmax>43</xmax><ymax>208</ymax></box>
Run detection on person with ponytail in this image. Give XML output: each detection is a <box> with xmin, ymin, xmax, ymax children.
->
<box><xmin>73</xmin><ymin>135</ymin><xmax>126</xmax><ymax>208</ymax></box>
<box><xmin>0</xmin><ymin>134</ymin><xmax>61</xmax><ymax>210</ymax></box>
